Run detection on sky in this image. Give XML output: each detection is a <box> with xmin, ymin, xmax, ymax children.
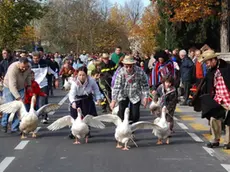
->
<box><xmin>111</xmin><ymin>0</ymin><xmax>150</xmax><ymax>7</ymax></box>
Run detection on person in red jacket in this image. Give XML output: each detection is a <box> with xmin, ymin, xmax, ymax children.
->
<box><xmin>24</xmin><ymin>71</ymin><xmax>47</xmax><ymax>112</ymax></box>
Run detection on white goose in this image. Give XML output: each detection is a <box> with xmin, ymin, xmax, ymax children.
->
<box><xmin>95</xmin><ymin>107</ymin><xmax>160</xmax><ymax>150</ymax></box>
<box><xmin>152</xmin><ymin>106</ymin><xmax>171</xmax><ymax>144</ymax></box>
<box><xmin>63</xmin><ymin>76</ymin><xmax>74</xmax><ymax>91</ymax></box>
<box><xmin>149</xmin><ymin>96</ymin><xmax>161</xmax><ymax>116</ymax></box>
<box><xmin>47</xmin><ymin>108</ymin><xmax>105</xmax><ymax>144</ymax></box>
<box><xmin>0</xmin><ymin>95</ymin><xmax>60</xmax><ymax>139</ymax></box>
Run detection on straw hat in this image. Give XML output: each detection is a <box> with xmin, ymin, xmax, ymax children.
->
<box><xmin>122</xmin><ymin>55</ymin><xmax>136</xmax><ymax>65</ymax></box>
<box><xmin>198</xmin><ymin>49</ymin><xmax>219</xmax><ymax>63</ymax></box>
<box><xmin>101</xmin><ymin>53</ymin><xmax>109</xmax><ymax>58</ymax></box>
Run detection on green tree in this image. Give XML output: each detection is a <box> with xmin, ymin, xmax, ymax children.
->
<box><xmin>0</xmin><ymin>0</ymin><xmax>47</xmax><ymax>50</ymax></box>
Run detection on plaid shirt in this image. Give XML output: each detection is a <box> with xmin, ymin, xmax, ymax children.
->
<box><xmin>214</xmin><ymin>69</ymin><xmax>230</xmax><ymax>108</ymax></box>
<box><xmin>112</xmin><ymin>66</ymin><xmax>149</xmax><ymax>104</ymax></box>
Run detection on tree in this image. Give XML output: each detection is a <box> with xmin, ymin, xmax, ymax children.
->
<box><xmin>0</xmin><ymin>0</ymin><xmax>46</xmax><ymax>49</ymax></box>
<box><xmin>153</xmin><ymin>0</ymin><xmax>228</xmax><ymax>52</ymax></box>
<box><xmin>132</xmin><ymin>6</ymin><xmax>159</xmax><ymax>54</ymax></box>
<box><xmin>38</xmin><ymin>0</ymin><xmax>129</xmax><ymax>53</ymax></box>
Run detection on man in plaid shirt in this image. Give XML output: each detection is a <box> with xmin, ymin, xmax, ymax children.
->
<box><xmin>198</xmin><ymin>50</ymin><xmax>230</xmax><ymax>150</ymax></box>
<box><xmin>110</xmin><ymin>55</ymin><xmax>149</xmax><ymax>123</ymax></box>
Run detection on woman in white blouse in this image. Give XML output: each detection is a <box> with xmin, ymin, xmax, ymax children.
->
<box><xmin>68</xmin><ymin>66</ymin><xmax>101</xmax><ymax>138</ymax></box>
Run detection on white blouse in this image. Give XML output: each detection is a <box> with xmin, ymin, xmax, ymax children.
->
<box><xmin>69</xmin><ymin>76</ymin><xmax>101</xmax><ymax>103</ymax></box>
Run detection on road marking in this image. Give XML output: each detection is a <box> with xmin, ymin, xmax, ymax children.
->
<box><xmin>221</xmin><ymin>164</ymin><xmax>230</xmax><ymax>172</ymax></box>
<box><xmin>180</xmin><ymin>115</ymin><xmax>195</xmax><ymax>121</ymax></box>
<box><xmin>187</xmin><ymin>132</ymin><xmax>203</xmax><ymax>142</ymax></box>
<box><xmin>177</xmin><ymin>122</ymin><xmax>188</xmax><ymax>130</ymax></box>
<box><xmin>202</xmin><ymin>146</ymin><xmax>215</xmax><ymax>157</ymax></box>
<box><xmin>190</xmin><ymin>123</ymin><xmax>209</xmax><ymax>131</ymax></box>
<box><xmin>34</xmin><ymin>127</ymin><xmax>41</xmax><ymax>133</ymax></box>
<box><xmin>173</xmin><ymin>116</ymin><xmax>179</xmax><ymax>121</ymax></box>
<box><xmin>58</xmin><ymin>93</ymin><xmax>69</xmax><ymax>106</ymax></box>
<box><xmin>0</xmin><ymin>157</ymin><xmax>15</xmax><ymax>172</ymax></box>
<box><xmin>49</xmin><ymin>93</ymin><xmax>69</xmax><ymax>115</ymax></box>
<box><xmin>14</xmin><ymin>140</ymin><xmax>30</xmax><ymax>150</ymax></box>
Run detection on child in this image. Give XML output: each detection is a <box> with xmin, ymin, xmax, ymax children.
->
<box><xmin>24</xmin><ymin>71</ymin><xmax>47</xmax><ymax>112</ymax></box>
<box><xmin>152</xmin><ymin>75</ymin><xmax>177</xmax><ymax>133</ymax></box>
<box><xmin>91</xmin><ymin>70</ymin><xmax>107</xmax><ymax>111</ymax></box>
<box><xmin>59</xmin><ymin>59</ymin><xmax>75</xmax><ymax>86</ymax></box>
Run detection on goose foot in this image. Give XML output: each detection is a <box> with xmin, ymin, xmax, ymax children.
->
<box><xmin>156</xmin><ymin>139</ymin><xmax>163</xmax><ymax>145</ymax></box>
<box><xmin>32</xmin><ymin>132</ymin><xmax>37</xmax><ymax>138</ymax></box>
<box><xmin>73</xmin><ymin>138</ymin><xmax>81</xmax><ymax>144</ymax></box>
<box><xmin>116</xmin><ymin>142</ymin><xmax>123</xmax><ymax>149</ymax></box>
<box><xmin>122</xmin><ymin>147</ymin><xmax>129</xmax><ymax>151</ymax></box>
<box><xmin>166</xmin><ymin>138</ymin><xmax>170</xmax><ymax>144</ymax></box>
<box><xmin>21</xmin><ymin>133</ymin><xmax>27</xmax><ymax>139</ymax></box>
<box><xmin>122</xmin><ymin>142</ymin><xmax>130</xmax><ymax>150</ymax></box>
<box><xmin>85</xmin><ymin>136</ymin><xmax>88</xmax><ymax>144</ymax></box>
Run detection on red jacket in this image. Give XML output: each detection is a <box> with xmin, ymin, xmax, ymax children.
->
<box><xmin>24</xmin><ymin>80</ymin><xmax>46</xmax><ymax>104</ymax></box>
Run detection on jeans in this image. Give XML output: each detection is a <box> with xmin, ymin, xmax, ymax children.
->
<box><xmin>1</xmin><ymin>87</ymin><xmax>24</xmax><ymax>131</ymax></box>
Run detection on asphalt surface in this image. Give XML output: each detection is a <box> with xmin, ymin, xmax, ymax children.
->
<box><xmin>0</xmin><ymin>89</ymin><xmax>230</xmax><ymax>172</ymax></box>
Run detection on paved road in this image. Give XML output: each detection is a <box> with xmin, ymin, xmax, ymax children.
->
<box><xmin>0</xmin><ymin>89</ymin><xmax>230</xmax><ymax>172</ymax></box>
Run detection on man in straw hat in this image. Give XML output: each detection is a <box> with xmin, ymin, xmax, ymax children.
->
<box><xmin>195</xmin><ymin>49</ymin><xmax>230</xmax><ymax>149</ymax></box>
<box><xmin>100</xmin><ymin>53</ymin><xmax>116</xmax><ymax>113</ymax></box>
<box><xmin>110</xmin><ymin>55</ymin><xmax>149</xmax><ymax>123</ymax></box>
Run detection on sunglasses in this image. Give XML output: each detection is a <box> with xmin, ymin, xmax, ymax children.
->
<box><xmin>124</xmin><ymin>65</ymin><xmax>133</xmax><ymax>69</ymax></box>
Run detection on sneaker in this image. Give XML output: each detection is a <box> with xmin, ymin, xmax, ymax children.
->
<box><xmin>206</xmin><ymin>142</ymin><xmax>219</xmax><ymax>148</ymax></box>
<box><xmin>1</xmin><ymin>126</ymin><xmax>7</xmax><ymax>133</ymax></box>
<box><xmin>223</xmin><ymin>144</ymin><xmax>230</xmax><ymax>150</ymax></box>
<box><xmin>41</xmin><ymin>119</ymin><xmax>48</xmax><ymax>124</ymax></box>
<box><xmin>69</xmin><ymin>133</ymin><xmax>75</xmax><ymax>139</ymax></box>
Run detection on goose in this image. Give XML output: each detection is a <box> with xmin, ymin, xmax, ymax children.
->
<box><xmin>0</xmin><ymin>95</ymin><xmax>60</xmax><ymax>139</ymax></box>
<box><xmin>63</xmin><ymin>76</ymin><xmax>74</xmax><ymax>91</ymax></box>
<box><xmin>149</xmin><ymin>96</ymin><xmax>161</xmax><ymax>116</ymax></box>
<box><xmin>152</xmin><ymin>106</ymin><xmax>171</xmax><ymax>145</ymax></box>
<box><xmin>47</xmin><ymin>108</ymin><xmax>105</xmax><ymax>144</ymax></box>
<box><xmin>95</xmin><ymin>107</ymin><xmax>160</xmax><ymax>150</ymax></box>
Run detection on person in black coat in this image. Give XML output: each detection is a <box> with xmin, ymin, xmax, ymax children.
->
<box><xmin>179</xmin><ymin>50</ymin><xmax>195</xmax><ymax>105</ymax></box>
<box><xmin>192</xmin><ymin>50</ymin><xmax>230</xmax><ymax>149</ymax></box>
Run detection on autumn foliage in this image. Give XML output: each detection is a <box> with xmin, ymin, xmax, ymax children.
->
<box><xmin>153</xmin><ymin>0</ymin><xmax>220</xmax><ymax>22</ymax></box>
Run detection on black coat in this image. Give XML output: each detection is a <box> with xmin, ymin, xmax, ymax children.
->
<box><xmin>0</xmin><ymin>56</ymin><xmax>16</xmax><ymax>77</ymax></box>
<box><xmin>192</xmin><ymin>59</ymin><xmax>230</xmax><ymax>125</ymax></box>
<box><xmin>180</xmin><ymin>57</ymin><xmax>195</xmax><ymax>82</ymax></box>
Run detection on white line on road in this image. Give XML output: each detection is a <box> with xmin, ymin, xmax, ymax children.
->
<box><xmin>173</xmin><ymin>116</ymin><xmax>179</xmax><ymax>121</ymax></box>
<box><xmin>202</xmin><ymin>146</ymin><xmax>215</xmax><ymax>157</ymax></box>
<box><xmin>0</xmin><ymin>157</ymin><xmax>15</xmax><ymax>172</ymax></box>
<box><xmin>221</xmin><ymin>164</ymin><xmax>230</xmax><ymax>172</ymax></box>
<box><xmin>58</xmin><ymin>93</ymin><xmax>69</xmax><ymax>106</ymax></box>
<box><xmin>176</xmin><ymin>122</ymin><xmax>189</xmax><ymax>130</ymax></box>
<box><xmin>34</xmin><ymin>127</ymin><xmax>41</xmax><ymax>133</ymax></box>
<box><xmin>14</xmin><ymin>140</ymin><xmax>30</xmax><ymax>150</ymax></box>
<box><xmin>48</xmin><ymin>93</ymin><xmax>69</xmax><ymax>115</ymax></box>
<box><xmin>187</xmin><ymin>132</ymin><xmax>204</xmax><ymax>142</ymax></box>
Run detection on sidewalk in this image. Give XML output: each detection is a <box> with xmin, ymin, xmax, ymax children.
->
<box><xmin>175</xmin><ymin>105</ymin><xmax>230</xmax><ymax>157</ymax></box>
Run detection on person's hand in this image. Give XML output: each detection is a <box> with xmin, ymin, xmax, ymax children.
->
<box><xmin>43</xmin><ymin>94</ymin><xmax>47</xmax><ymax>97</ymax></box>
<box><xmin>55</xmin><ymin>79</ymin><xmax>59</xmax><ymax>88</ymax></box>
<box><xmin>72</xmin><ymin>102</ymin><xmax>76</xmax><ymax>109</ymax></box>
<box><xmin>96</xmin><ymin>99</ymin><xmax>101</xmax><ymax>105</ymax></box>
<box><xmin>110</xmin><ymin>100</ymin><xmax>116</xmax><ymax>110</ymax></box>
<box><xmin>16</xmin><ymin>97</ymin><xmax>23</xmax><ymax>102</ymax></box>
<box><xmin>151</xmin><ymin>90</ymin><xmax>156</xmax><ymax>95</ymax></box>
<box><xmin>142</xmin><ymin>98</ymin><xmax>148</xmax><ymax>108</ymax></box>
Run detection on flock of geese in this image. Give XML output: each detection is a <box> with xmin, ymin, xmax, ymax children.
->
<box><xmin>0</xmin><ymin>77</ymin><xmax>170</xmax><ymax>151</ymax></box>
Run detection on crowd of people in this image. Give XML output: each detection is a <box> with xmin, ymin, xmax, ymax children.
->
<box><xmin>0</xmin><ymin>44</ymin><xmax>230</xmax><ymax>150</ymax></box>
